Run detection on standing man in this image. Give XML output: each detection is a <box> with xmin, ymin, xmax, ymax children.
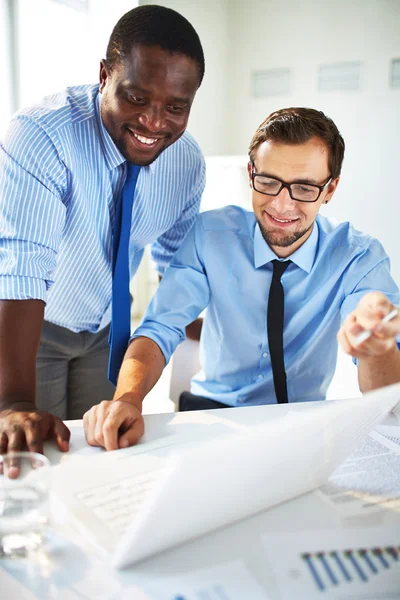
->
<box><xmin>83</xmin><ymin>107</ymin><xmax>400</xmax><ymax>451</ymax></box>
<box><xmin>0</xmin><ymin>5</ymin><xmax>205</xmax><ymax>455</ymax></box>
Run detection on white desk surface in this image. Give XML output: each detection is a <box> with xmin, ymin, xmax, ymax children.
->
<box><xmin>1</xmin><ymin>401</ymin><xmax>400</xmax><ymax>599</ymax></box>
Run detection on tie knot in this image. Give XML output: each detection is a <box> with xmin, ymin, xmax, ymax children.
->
<box><xmin>125</xmin><ymin>162</ymin><xmax>141</xmax><ymax>184</ymax></box>
<box><xmin>272</xmin><ymin>259</ymin><xmax>291</xmax><ymax>277</ymax></box>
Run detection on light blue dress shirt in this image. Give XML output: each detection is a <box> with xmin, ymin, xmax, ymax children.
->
<box><xmin>0</xmin><ymin>84</ymin><xmax>205</xmax><ymax>333</ymax></box>
<box><xmin>133</xmin><ymin>205</ymin><xmax>400</xmax><ymax>406</ymax></box>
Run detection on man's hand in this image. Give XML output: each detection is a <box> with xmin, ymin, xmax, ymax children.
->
<box><xmin>338</xmin><ymin>291</ymin><xmax>399</xmax><ymax>358</ymax></box>
<box><xmin>83</xmin><ymin>394</ymin><xmax>145</xmax><ymax>451</ymax></box>
<box><xmin>0</xmin><ymin>403</ymin><xmax>70</xmax><ymax>455</ymax></box>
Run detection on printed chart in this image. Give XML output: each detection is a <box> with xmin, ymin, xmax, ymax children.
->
<box><xmin>301</xmin><ymin>544</ymin><xmax>399</xmax><ymax>591</ymax></box>
<box><xmin>263</xmin><ymin>527</ymin><xmax>400</xmax><ymax>599</ymax></box>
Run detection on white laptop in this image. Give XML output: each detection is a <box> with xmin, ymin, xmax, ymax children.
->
<box><xmin>52</xmin><ymin>382</ymin><xmax>400</xmax><ymax>569</ymax></box>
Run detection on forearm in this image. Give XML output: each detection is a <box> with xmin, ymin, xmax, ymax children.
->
<box><xmin>357</xmin><ymin>345</ymin><xmax>400</xmax><ymax>393</ymax></box>
<box><xmin>0</xmin><ymin>299</ymin><xmax>45</xmax><ymax>409</ymax></box>
<box><xmin>113</xmin><ymin>336</ymin><xmax>166</xmax><ymax>410</ymax></box>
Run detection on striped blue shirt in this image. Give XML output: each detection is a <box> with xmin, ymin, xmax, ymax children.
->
<box><xmin>133</xmin><ymin>206</ymin><xmax>400</xmax><ymax>406</ymax></box>
<box><xmin>0</xmin><ymin>84</ymin><xmax>205</xmax><ymax>332</ymax></box>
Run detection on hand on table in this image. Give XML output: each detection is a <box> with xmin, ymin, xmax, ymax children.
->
<box><xmin>83</xmin><ymin>394</ymin><xmax>145</xmax><ymax>451</ymax></box>
<box><xmin>0</xmin><ymin>404</ymin><xmax>70</xmax><ymax>477</ymax></box>
<box><xmin>337</xmin><ymin>291</ymin><xmax>400</xmax><ymax>358</ymax></box>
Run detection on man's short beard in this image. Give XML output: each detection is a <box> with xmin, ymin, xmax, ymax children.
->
<box><xmin>117</xmin><ymin>138</ymin><xmax>167</xmax><ymax>167</ymax></box>
<box><xmin>257</xmin><ymin>219</ymin><xmax>313</xmax><ymax>248</ymax></box>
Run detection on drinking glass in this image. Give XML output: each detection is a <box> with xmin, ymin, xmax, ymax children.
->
<box><xmin>0</xmin><ymin>452</ymin><xmax>51</xmax><ymax>555</ymax></box>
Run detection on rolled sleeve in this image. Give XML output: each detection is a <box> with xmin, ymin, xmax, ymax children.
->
<box><xmin>0</xmin><ymin>114</ymin><xmax>67</xmax><ymax>300</ymax></box>
<box><xmin>340</xmin><ymin>242</ymin><xmax>400</xmax><ymax>322</ymax></box>
<box><xmin>132</xmin><ymin>218</ymin><xmax>210</xmax><ymax>363</ymax></box>
<box><xmin>340</xmin><ymin>242</ymin><xmax>400</xmax><ymax>362</ymax></box>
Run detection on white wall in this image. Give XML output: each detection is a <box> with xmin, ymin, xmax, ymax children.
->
<box><xmin>227</xmin><ymin>0</ymin><xmax>400</xmax><ymax>283</ymax></box>
<box><xmin>139</xmin><ymin>0</ymin><xmax>231</xmax><ymax>156</ymax></box>
<box><xmin>0</xmin><ymin>0</ymin><xmax>14</xmax><ymax>136</ymax></box>
<box><xmin>14</xmin><ymin>0</ymin><xmax>139</xmax><ymax>107</ymax></box>
<box><xmin>138</xmin><ymin>0</ymin><xmax>400</xmax><ymax>283</ymax></box>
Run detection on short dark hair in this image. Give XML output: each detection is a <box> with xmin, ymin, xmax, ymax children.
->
<box><xmin>105</xmin><ymin>5</ymin><xmax>205</xmax><ymax>85</ymax></box>
<box><xmin>249</xmin><ymin>107</ymin><xmax>345</xmax><ymax>178</ymax></box>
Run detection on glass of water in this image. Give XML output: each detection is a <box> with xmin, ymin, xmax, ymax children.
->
<box><xmin>0</xmin><ymin>452</ymin><xmax>51</xmax><ymax>556</ymax></box>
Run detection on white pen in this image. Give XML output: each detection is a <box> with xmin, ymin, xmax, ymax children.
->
<box><xmin>354</xmin><ymin>307</ymin><xmax>399</xmax><ymax>345</ymax></box>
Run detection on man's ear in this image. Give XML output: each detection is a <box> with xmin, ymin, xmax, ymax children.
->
<box><xmin>247</xmin><ymin>161</ymin><xmax>253</xmax><ymax>188</ymax></box>
<box><xmin>99</xmin><ymin>59</ymin><xmax>108</xmax><ymax>93</ymax></box>
<box><xmin>324</xmin><ymin>176</ymin><xmax>340</xmax><ymax>204</ymax></box>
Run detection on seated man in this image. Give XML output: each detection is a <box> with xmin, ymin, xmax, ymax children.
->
<box><xmin>84</xmin><ymin>107</ymin><xmax>400</xmax><ymax>451</ymax></box>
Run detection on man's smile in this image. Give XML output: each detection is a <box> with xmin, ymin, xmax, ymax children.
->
<box><xmin>264</xmin><ymin>211</ymin><xmax>300</xmax><ymax>227</ymax></box>
<box><xmin>126</xmin><ymin>127</ymin><xmax>162</xmax><ymax>148</ymax></box>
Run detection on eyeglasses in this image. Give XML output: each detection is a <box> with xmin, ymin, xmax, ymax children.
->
<box><xmin>250</xmin><ymin>163</ymin><xmax>332</xmax><ymax>203</ymax></box>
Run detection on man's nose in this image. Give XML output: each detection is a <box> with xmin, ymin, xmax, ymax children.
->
<box><xmin>270</xmin><ymin>186</ymin><xmax>296</xmax><ymax>211</ymax></box>
<box><xmin>137</xmin><ymin>106</ymin><xmax>166</xmax><ymax>132</ymax></box>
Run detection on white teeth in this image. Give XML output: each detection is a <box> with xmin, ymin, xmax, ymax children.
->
<box><xmin>132</xmin><ymin>132</ymin><xmax>158</xmax><ymax>145</ymax></box>
<box><xmin>273</xmin><ymin>216</ymin><xmax>294</xmax><ymax>223</ymax></box>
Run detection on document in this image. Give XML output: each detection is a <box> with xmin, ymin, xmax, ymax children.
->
<box><xmin>317</xmin><ymin>431</ymin><xmax>400</xmax><ymax>516</ymax></box>
<box><xmin>262</xmin><ymin>527</ymin><xmax>400</xmax><ymax>599</ymax></box>
<box><xmin>51</xmin><ymin>448</ymin><xmax>175</xmax><ymax>554</ymax></box>
<box><xmin>1</xmin><ymin>550</ymin><xmax>269</xmax><ymax>600</ymax></box>
<box><xmin>376</xmin><ymin>424</ymin><xmax>400</xmax><ymax>447</ymax></box>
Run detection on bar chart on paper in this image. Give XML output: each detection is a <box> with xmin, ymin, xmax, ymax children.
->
<box><xmin>263</xmin><ymin>528</ymin><xmax>400</xmax><ymax>599</ymax></box>
<box><xmin>301</xmin><ymin>545</ymin><xmax>399</xmax><ymax>591</ymax></box>
<box><xmin>150</xmin><ymin>561</ymin><xmax>270</xmax><ymax>600</ymax></box>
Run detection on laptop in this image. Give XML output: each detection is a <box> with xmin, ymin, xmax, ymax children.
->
<box><xmin>51</xmin><ymin>382</ymin><xmax>400</xmax><ymax>569</ymax></box>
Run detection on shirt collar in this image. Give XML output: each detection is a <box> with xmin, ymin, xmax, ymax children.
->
<box><xmin>253</xmin><ymin>219</ymin><xmax>319</xmax><ymax>273</ymax></box>
<box><xmin>95</xmin><ymin>91</ymin><xmax>155</xmax><ymax>173</ymax></box>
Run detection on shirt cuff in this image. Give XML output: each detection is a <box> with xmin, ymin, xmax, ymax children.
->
<box><xmin>130</xmin><ymin>327</ymin><xmax>183</xmax><ymax>366</ymax></box>
<box><xmin>0</xmin><ymin>275</ymin><xmax>47</xmax><ymax>301</ymax></box>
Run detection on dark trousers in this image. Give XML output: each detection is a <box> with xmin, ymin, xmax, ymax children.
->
<box><xmin>179</xmin><ymin>391</ymin><xmax>229</xmax><ymax>412</ymax></box>
<box><xmin>36</xmin><ymin>320</ymin><xmax>115</xmax><ymax>420</ymax></box>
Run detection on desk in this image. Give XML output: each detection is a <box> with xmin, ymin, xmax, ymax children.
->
<box><xmin>1</xmin><ymin>402</ymin><xmax>400</xmax><ymax>599</ymax></box>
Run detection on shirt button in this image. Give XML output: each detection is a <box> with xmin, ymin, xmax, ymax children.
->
<box><xmin>257</xmin><ymin>374</ymin><xmax>263</xmax><ymax>380</ymax></box>
<box><xmin>262</xmin><ymin>352</ymin><xmax>268</xmax><ymax>358</ymax></box>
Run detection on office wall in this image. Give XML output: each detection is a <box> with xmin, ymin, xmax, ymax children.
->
<box><xmin>0</xmin><ymin>0</ymin><xmax>14</xmax><ymax>136</ymax></box>
<box><xmin>139</xmin><ymin>0</ymin><xmax>231</xmax><ymax>156</ymax></box>
<box><xmin>142</xmin><ymin>0</ymin><xmax>400</xmax><ymax>283</ymax></box>
<box><xmin>227</xmin><ymin>0</ymin><xmax>400</xmax><ymax>283</ymax></box>
<box><xmin>14</xmin><ymin>0</ymin><xmax>139</xmax><ymax>107</ymax></box>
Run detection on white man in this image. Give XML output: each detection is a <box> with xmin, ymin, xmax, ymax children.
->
<box><xmin>83</xmin><ymin>107</ymin><xmax>400</xmax><ymax>450</ymax></box>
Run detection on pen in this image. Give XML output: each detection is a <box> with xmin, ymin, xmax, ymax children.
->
<box><xmin>354</xmin><ymin>307</ymin><xmax>399</xmax><ymax>345</ymax></box>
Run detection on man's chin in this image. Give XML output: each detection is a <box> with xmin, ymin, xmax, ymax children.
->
<box><xmin>123</xmin><ymin>147</ymin><xmax>165</xmax><ymax>167</ymax></box>
<box><xmin>114</xmin><ymin>136</ymin><xmax>166</xmax><ymax>166</ymax></box>
<box><xmin>258</xmin><ymin>221</ymin><xmax>310</xmax><ymax>248</ymax></box>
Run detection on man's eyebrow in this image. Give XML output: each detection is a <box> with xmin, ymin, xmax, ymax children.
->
<box><xmin>121</xmin><ymin>83</ymin><xmax>190</xmax><ymax>104</ymax></box>
<box><xmin>121</xmin><ymin>83</ymin><xmax>148</xmax><ymax>94</ymax></box>
<box><xmin>256</xmin><ymin>170</ymin><xmax>324</xmax><ymax>186</ymax></box>
<box><xmin>291</xmin><ymin>177</ymin><xmax>322</xmax><ymax>185</ymax></box>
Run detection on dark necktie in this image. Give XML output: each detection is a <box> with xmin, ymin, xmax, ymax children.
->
<box><xmin>267</xmin><ymin>259</ymin><xmax>291</xmax><ymax>403</ymax></box>
<box><xmin>108</xmin><ymin>163</ymin><xmax>141</xmax><ymax>385</ymax></box>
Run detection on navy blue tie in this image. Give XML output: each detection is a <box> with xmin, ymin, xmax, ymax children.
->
<box><xmin>108</xmin><ymin>163</ymin><xmax>141</xmax><ymax>385</ymax></box>
<box><xmin>267</xmin><ymin>259</ymin><xmax>291</xmax><ymax>403</ymax></box>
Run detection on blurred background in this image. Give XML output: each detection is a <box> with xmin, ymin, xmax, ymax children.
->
<box><xmin>1</xmin><ymin>0</ymin><xmax>399</xmax><ymax>408</ymax></box>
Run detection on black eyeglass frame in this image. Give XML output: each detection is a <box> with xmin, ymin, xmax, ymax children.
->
<box><xmin>250</xmin><ymin>162</ymin><xmax>332</xmax><ymax>203</ymax></box>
